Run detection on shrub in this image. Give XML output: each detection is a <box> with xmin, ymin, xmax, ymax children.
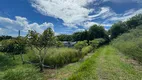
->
<box><xmin>74</xmin><ymin>40</ymin><xmax>88</xmax><ymax>50</ymax></box>
<box><xmin>56</xmin><ymin>41</ymin><xmax>64</xmax><ymax>47</ymax></box>
<box><xmin>0</xmin><ymin>38</ymin><xmax>26</xmax><ymax>54</ymax></box>
<box><xmin>28</xmin><ymin>47</ymin><xmax>80</xmax><ymax>67</ymax></box>
<box><xmin>89</xmin><ymin>38</ymin><xmax>105</xmax><ymax>48</ymax></box>
<box><xmin>81</xmin><ymin>46</ymin><xmax>93</xmax><ymax>56</ymax></box>
<box><xmin>111</xmin><ymin>27</ymin><xmax>142</xmax><ymax>63</ymax></box>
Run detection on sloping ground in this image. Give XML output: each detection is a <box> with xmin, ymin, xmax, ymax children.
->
<box><xmin>68</xmin><ymin>46</ymin><xmax>142</xmax><ymax>80</ymax></box>
<box><xmin>44</xmin><ymin>53</ymin><xmax>94</xmax><ymax>80</ymax></box>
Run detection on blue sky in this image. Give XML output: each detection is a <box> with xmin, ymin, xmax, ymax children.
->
<box><xmin>0</xmin><ymin>0</ymin><xmax>142</xmax><ymax>36</ymax></box>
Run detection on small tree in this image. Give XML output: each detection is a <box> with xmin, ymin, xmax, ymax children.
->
<box><xmin>26</xmin><ymin>28</ymin><xmax>56</xmax><ymax>72</ymax></box>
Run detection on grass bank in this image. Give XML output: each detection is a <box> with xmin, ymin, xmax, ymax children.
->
<box><xmin>111</xmin><ymin>27</ymin><xmax>142</xmax><ymax>63</ymax></box>
<box><xmin>69</xmin><ymin>46</ymin><xmax>142</xmax><ymax>80</ymax></box>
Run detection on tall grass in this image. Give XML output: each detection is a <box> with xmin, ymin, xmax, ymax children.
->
<box><xmin>3</xmin><ymin>66</ymin><xmax>43</xmax><ymax>80</ymax></box>
<box><xmin>28</xmin><ymin>47</ymin><xmax>80</xmax><ymax>67</ymax></box>
<box><xmin>0</xmin><ymin>52</ymin><xmax>43</xmax><ymax>80</ymax></box>
<box><xmin>111</xmin><ymin>27</ymin><xmax>142</xmax><ymax>63</ymax></box>
<box><xmin>81</xmin><ymin>46</ymin><xmax>93</xmax><ymax>56</ymax></box>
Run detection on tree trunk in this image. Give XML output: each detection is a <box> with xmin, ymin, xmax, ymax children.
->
<box><xmin>20</xmin><ymin>52</ymin><xmax>25</xmax><ymax>64</ymax></box>
<box><xmin>39</xmin><ymin>63</ymin><xmax>44</xmax><ymax>72</ymax></box>
<box><xmin>39</xmin><ymin>50</ymin><xmax>44</xmax><ymax>72</ymax></box>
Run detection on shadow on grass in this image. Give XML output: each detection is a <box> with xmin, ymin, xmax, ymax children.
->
<box><xmin>0</xmin><ymin>53</ymin><xmax>17</xmax><ymax>71</ymax></box>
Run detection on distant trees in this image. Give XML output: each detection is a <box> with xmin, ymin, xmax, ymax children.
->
<box><xmin>89</xmin><ymin>25</ymin><xmax>109</xmax><ymax>41</ymax></box>
<box><xmin>72</xmin><ymin>30</ymin><xmax>88</xmax><ymax>41</ymax></box>
<box><xmin>57</xmin><ymin>25</ymin><xmax>108</xmax><ymax>43</ymax></box>
<box><xmin>57</xmin><ymin>34</ymin><xmax>72</xmax><ymax>41</ymax></box>
<box><xmin>26</xmin><ymin>27</ymin><xmax>56</xmax><ymax>72</ymax></box>
<box><xmin>109</xmin><ymin>14</ymin><xmax>142</xmax><ymax>39</ymax></box>
<box><xmin>0</xmin><ymin>37</ymin><xmax>26</xmax><ymax>60</ymax></box>
<box><xmin>0</xmin><ymin>35</ymin><xmax>12</xmax><ymax>41</ymax></box>
<box><xmin>109</xmin><ymin>21</ymin><xmax>127</xmax><ymax>39</ymax></box>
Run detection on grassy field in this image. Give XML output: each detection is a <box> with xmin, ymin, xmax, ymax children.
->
<box><xmin>69</xmin><ymin>46</ymin><xmax>142</xmax><ymax>80</ymax></box>
<box><xmin>0</xmin><ymin>53</ymin><xmax>43</xmax><ymax>80</ymax></box>
<box><xmin>0</xmin><ymin>46</ymin><xmax>142</xmax><ymax>80</ymax></box>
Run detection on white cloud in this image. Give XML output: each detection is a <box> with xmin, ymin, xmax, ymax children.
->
<box><xmin>82</xmin><ymin>21</ymin><xmax>112</xmax><ymax>29</ymax></box>
<box><xmin>31</xmin><ymin>0</ymin><xmax>96</xmax><ymax>28</ymax></box>
<box><xmin>0</xmin><ymin>16</ymin><xmax>54</xmax><ymax>36</ymax></box>
<box><xmin>109</xmin><ymin>8</ymin><xmax>142</xmax><ymax>21</ymax></box>
<box><xmin>89</xmin><ymin>7</ymin><xmax>115</xmax><ymax>20</ymax></box>
<box><xmin>103</xmin><ymin>0</ymin><xmax>142</xmax><ymax>3</ymax></box>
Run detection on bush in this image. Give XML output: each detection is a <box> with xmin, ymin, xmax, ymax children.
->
<box><xmin>2</xmin><ymin>66</ymin><xmax>43</xmax><ymax>80</ymax></box>
<box><xmin>81</xmin><ymin>46</ymin><xmax>93</xmax><ymax>56</ymax></box>
<box><xmin>111</xmin><ymin>27</ymin><xmax>142</xmax><ymax>63</ymax></box>
<box><xmin>89</xmin><ymin>38</ymin><xmax>105</xmax><ymax>48</ymax></box>
<box><xmin>74</xmin><ymin>40</ymin><xmax>88</xmax><ymax>50</ymax></box>
<box><xmin>0</xmin><ymin>37</ymin><xmax>26</xmax><ymax>54</ymax></box>
<box><xmin>28</xmin><ymin>47</ymin><xmax>80</xmax><ymax>67</ymax></box>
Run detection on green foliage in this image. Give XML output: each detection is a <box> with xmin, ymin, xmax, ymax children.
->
<box><xmin>89</xmin><ymin>38</ymin><xmax>105</xmax><ymax>48</ymax></box>
<box><xmin>28</xmin><ymin>47</ymin><xmax>80</xmax><ymax>67</ymax></box>
<box><xmin>0</xmin><ymin>53</ymin><xmax>43</xmax><ymax>80</ymax></box>
<box><xmin>2</xmin><ymin>66</ymin><xmax>43</xmax><ymax>80</ymax></box>
<box><xmin>56</xmin><ymin>41</ymin><xmax>64</xmax><ymax>47</ymax></box>
<box><xmin>26</xmin><ymin>27</ymin><xmax>57</xmax><ymax>71</ymax></box>
<box><xmin>126</xmin><ymin>14</ymin><xmax>142</xmax><ymax>29</ymax></box>
<box><xmin>89</xmin><ymin>25</ymin><xmax>108</xmax><ymax>40</ymax></box>
<box><xmin>0</xmin><ymin>37</ymin><xmax>26</xmax><ymax>54</ymax></box>
<box><xmin>81</xmin><ymin>46</ymin><xmax>93</xmax><ymax>56</ymax></box>
<box><xmin>109</xmin><ymin>21</ymin><xmax>128</xmax><ymax>39</ymax></box>
<box><xmin>72</xmin><ymin>30</ymin><xmax>89</xmax><ymax>41</ymax></box>
<box><xmin>111</xmin><ymin>27</ymin><xmax>142</xmax><ymax>63</ymax></box>
<box><xmin>57</xmin><ymin>34</ymin><xmax>73</xmax><ymax>41</ymax></box>
<box><xmin>26</xmin><ymin>27</ymin><xmax>56</xmax><ymax>48</ymax></box>
<box><xmin>109</xmin><ymin>14</ymin><xmax>142</xmax><ymax>39</ymax></box>
<box><xmin>0</xmin><ymin>35</ymin><xmax>12</xmax><ymax>41</ymax></box>
<box><xmin>74</xmin><ymin>41</ymin><xmax>88</xmax><ymax>50</ymax></box>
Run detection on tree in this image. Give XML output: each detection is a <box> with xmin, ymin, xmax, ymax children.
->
<box><xmin>109</xmin><ymin>21</ymin><xmax>128</xmax><ymax>39</ymax></box>
<box><xmin>72</xmin><ymin>30</ymin><xmax>89</xmax><ymax>41</ymax></box>
<box><xmin>109</xmin><ymin>14</ymin><xmax>142</xmax><ymax>39</ymax></box>
<box><xmin>89</xmin><ymin>25</ymin><xmax>108</xmax><ymax>40</ymax></box>
<box><xmin>26</xmin><ymin>27</ymin><xmax>56</xmax><ymax>72</ymax></box>
<box><xmin>0</xmin><ymin>37</ymin><xmax>26</xmax><ymax>60</ymax></box>
<box><xmin>57</xmin><ymin>34</ymin><xmax>72</xmax><ymax>41</ymax></box>
<box><xmin>126</xmin><ymin>14</ymin><xmax>142</xmax><ymax>29</ymax></box>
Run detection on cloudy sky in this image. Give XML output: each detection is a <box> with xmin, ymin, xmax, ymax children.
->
<box><xmin>0</xmin><ymin>0</ymin><xmax>142</xmax><ymax>36</ymax></box>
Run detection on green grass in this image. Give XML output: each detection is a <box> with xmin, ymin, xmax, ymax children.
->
<box><xmin>0</xmin><ymin>53</ymin><xmax>43</xmax><ymax>80</ymax></box>
<box><xmin>68</xmin><ymin>46</ymin><xmax>142</xmax><ymax>80</ymax></box>
<box><xmin>111</xmin><ymin>27</ymin><xmax>142</xmax><ymax>63</ymax></box>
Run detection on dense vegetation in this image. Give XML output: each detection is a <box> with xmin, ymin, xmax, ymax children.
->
<box><xmin>111</xmin><ymin>26</ymin><xmax>142</xmax><ymax>63</ymax></box>
<box><xmin>109</xmin><ymin>14</ymin><xmax>142</xmax><ymax>39</ymax></box>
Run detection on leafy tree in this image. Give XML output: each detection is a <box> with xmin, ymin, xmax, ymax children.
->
<box><xmin>89</xmin><ymin>25</ymin><xmax>108</xmax><ymax>40</ymax></box>
<box><xmin>26</xmin><ymin>27</ymin><xmax>56</xmax><ymax>72</ymax></box>
<box><xmin>126</xmin><ymin>14</ymin><xmax>142</xmax><ymax>29</ymax></box>
<box><xmin>109</xmin><ymin>14</ymin><xmax>142</xmax><ymax>39</ymax></box>
<box><xmin>57</xmin><ymin>34</ymin><xmax>72</xmax><ymax>41</ymax></box>
<box><xmin>109</xmin><ymin>21</ymin><xmax>128</xmax><ymax>39</ymax></box>
<box><xmin>0</xmin><ymin>35</ymin><xmax>12</xmax><ymax>41</ymax></box>
<box><xmin>0</xmin><ymin>37</ymin><xmax>26</xmax><ymax>60</ymax></box>
<box><xmin>72</xmin><ymin>30</ymin><xmax>89</xmax><ymax>41</ymax></box>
